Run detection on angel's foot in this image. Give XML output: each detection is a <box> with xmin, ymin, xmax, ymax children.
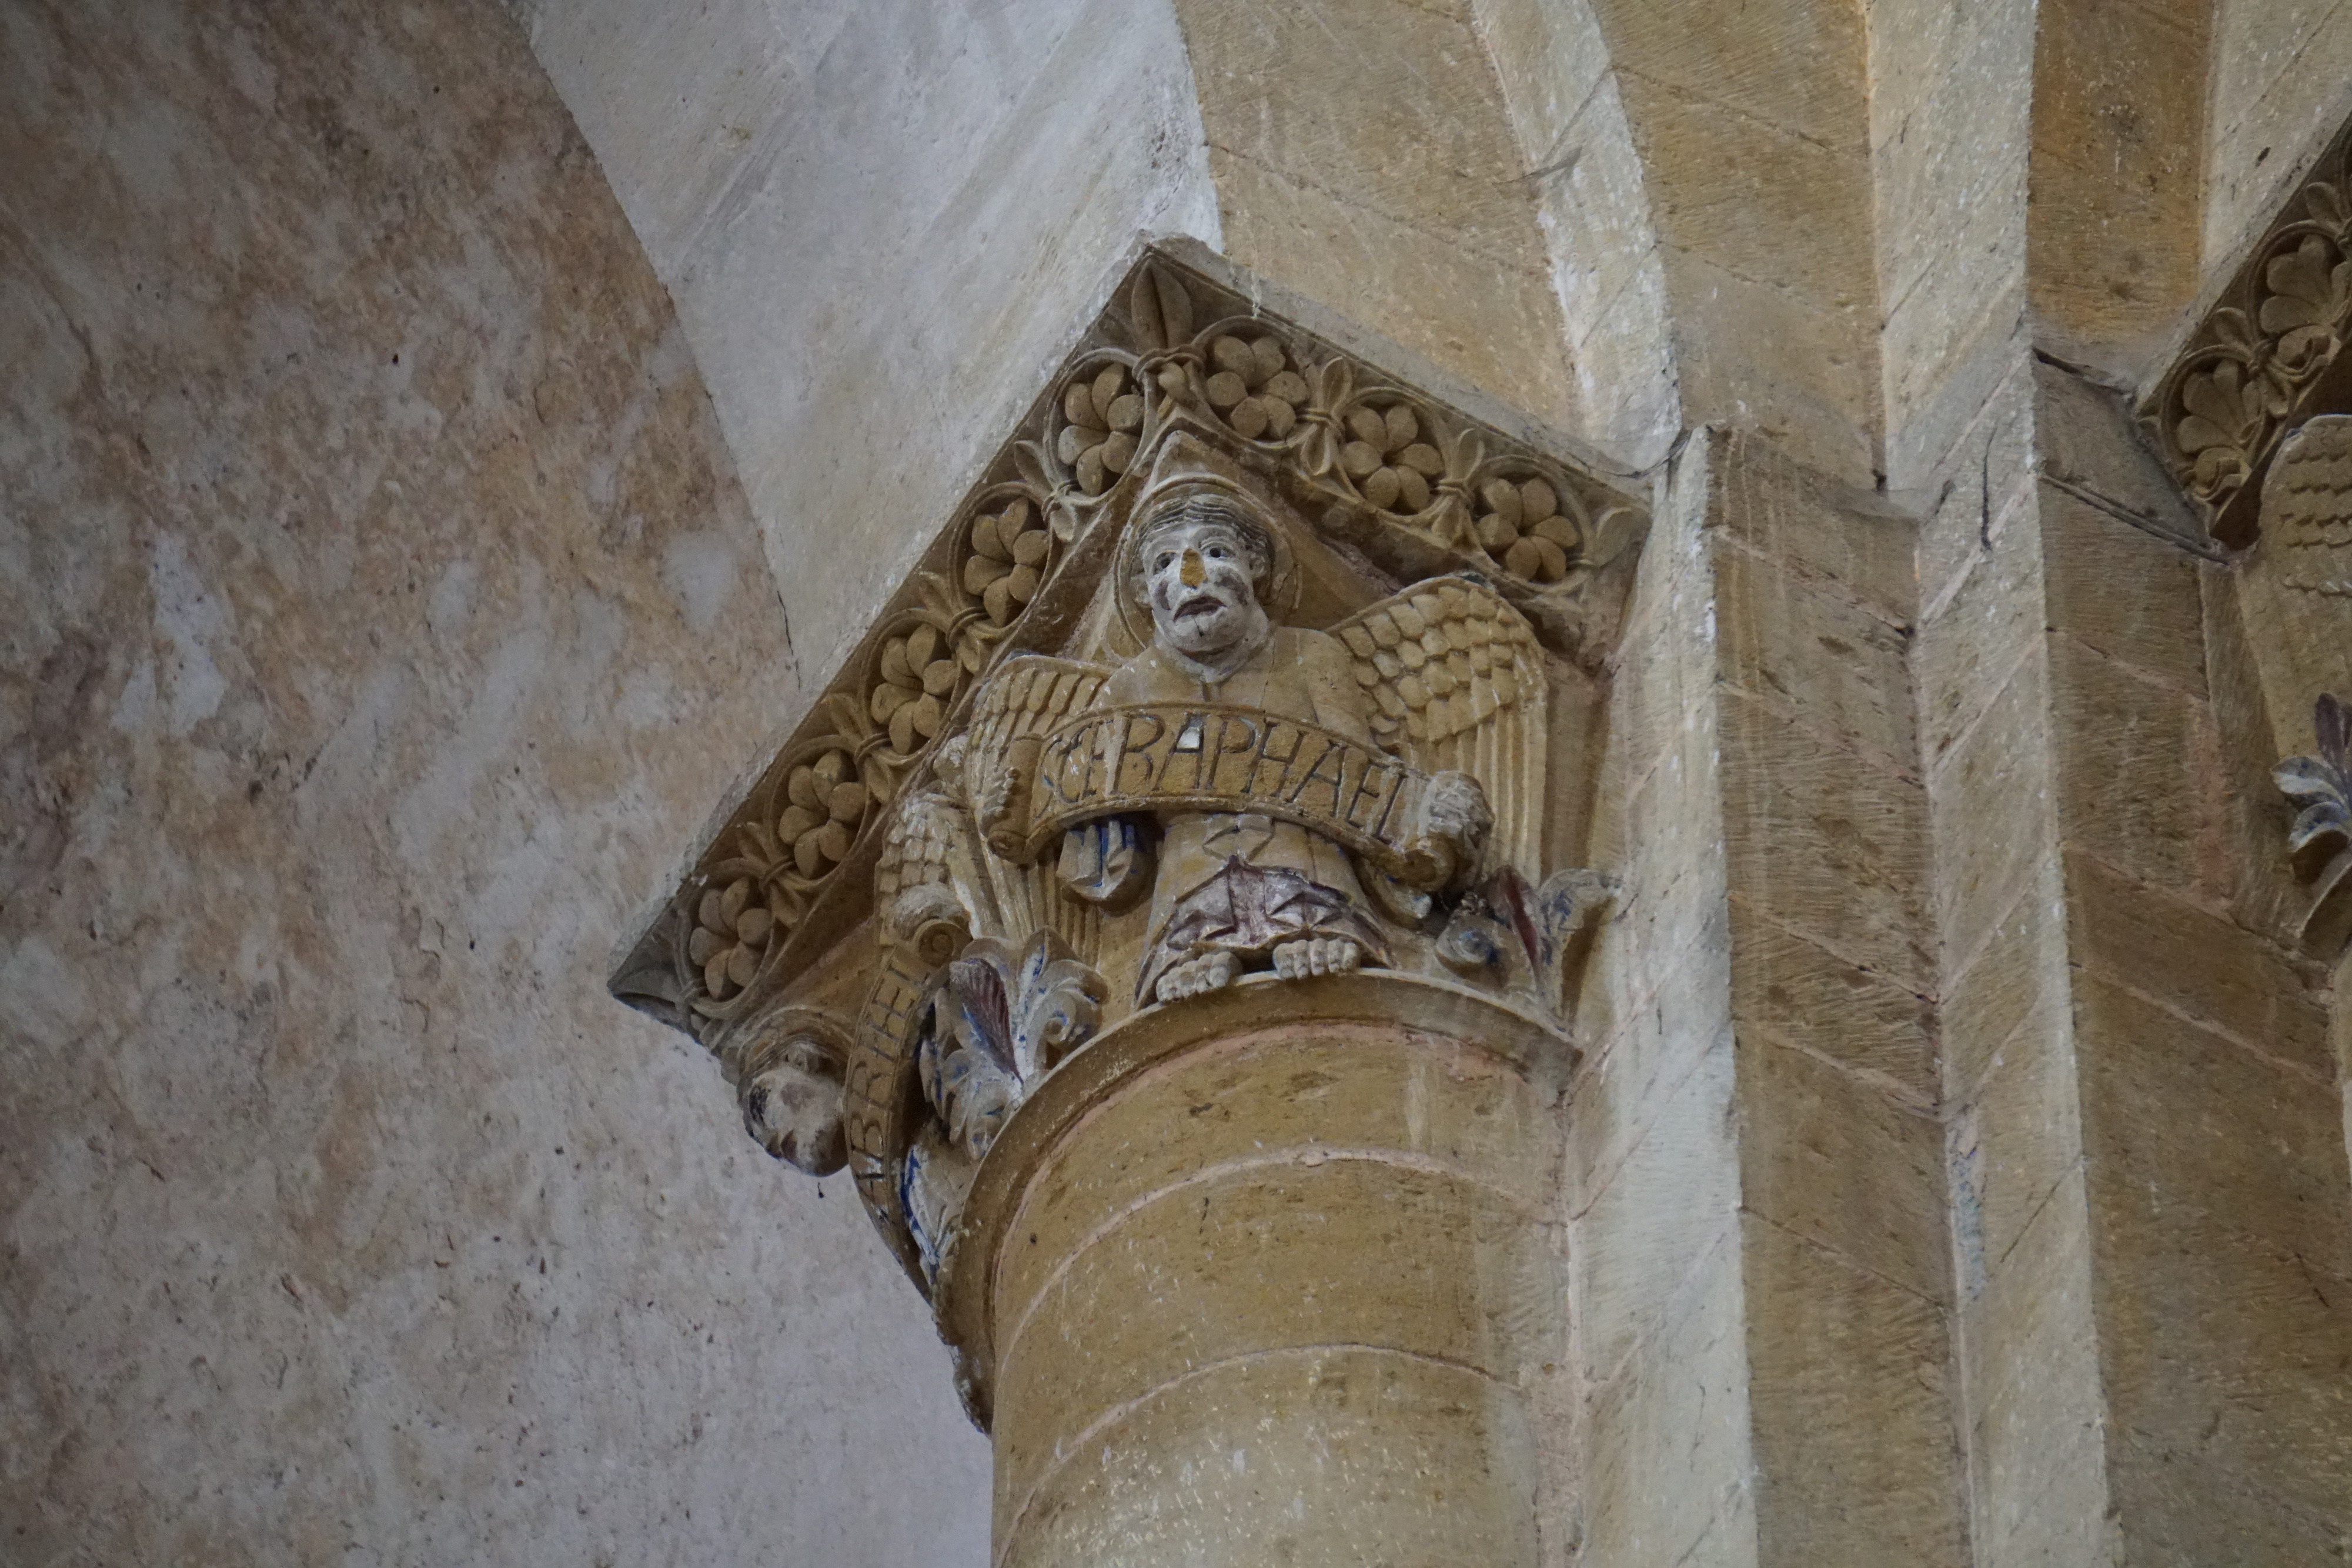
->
<box><xmin>1155</xmin><ymin>951</ymin><xmax>1237</xmax><ymax>1004</ymax></box>
<box><xmin>1271</xmin><ymin>937</ymin><xmax>1362</xmax><ymax>980</ymax></box>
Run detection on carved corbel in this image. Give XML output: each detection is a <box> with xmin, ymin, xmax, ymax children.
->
<box><xmin>713</xmin><ymin>1004</ymin><xmax>854</xmax><ymax>1175</ymax></box>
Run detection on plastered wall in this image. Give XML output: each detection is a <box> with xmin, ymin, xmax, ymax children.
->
<box><xmin>0</xmin><ymin>2</ymin><xmax>987</xmax><ymax>1561</ymax></box>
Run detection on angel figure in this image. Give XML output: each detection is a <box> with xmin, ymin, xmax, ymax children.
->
<box><xmin>968</xmin><ymin>436</ymin><xmax>1537</xmax><ymax>1007</ymax></box>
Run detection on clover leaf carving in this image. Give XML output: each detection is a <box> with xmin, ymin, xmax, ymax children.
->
<box><xmin>1203</xmin><ymin>334</ymin><xmax>1308</xmax><ymax>442</ymax></box>
<box><xmin>689</xmin><ymin>877</ymin><xmax>776</xmax><ymax>1001</ymax></box>
<box><xmin>1056</xmin><ymin>365</ymin><xmax>1143</xmax><ymax>495</ymax></box>
<box><xmin>963</xmin><ymin>497</ymin><xmax>1052</xmax><ymax>626</ymax></box>
<box><xmin>777</xmin><ymin>748</ymin><xmax>870</xmax><ymax>880</ymax></box>
<box><xmin>871</xmin><ymin>623</ymin><xmax>962</xmax><ymax>755</ymax></box>
<box><xmin>1474</xmin><ymin>476</ymin><xmax>1583</xmax><ymax>583</ymax></box>
<box><xmin>1339</xmin><ymin>401</ymin><xmax>1444</xmax><ymax>514</ymax></box>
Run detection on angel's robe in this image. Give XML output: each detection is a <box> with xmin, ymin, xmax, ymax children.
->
<box><xmin>1100</xmin><ymin>625</ymin><xmax>1391</xmax><ymax>998</ymax></box>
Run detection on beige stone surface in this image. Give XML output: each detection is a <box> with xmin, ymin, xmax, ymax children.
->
<box><xmin>980</xmin><ymin>1002</ymin><xmax>1562</xmax><ymax>1567</ymax></box>
<box><xmin>0</xmin><ymin>1</ymin><xmax>991</xmax><ymax>1563</ymax></box>
<box><xmin>2206</xmin><ymin>0</ymin><xmax>2352</xmax><ymax>265</ymax></box>
<box><xmin>1744</xmin><ymin>1218</ymin><xmax>1967</xmax><ymax>1567</ymax></box>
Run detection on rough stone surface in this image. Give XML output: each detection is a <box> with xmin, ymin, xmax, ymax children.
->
<box><xmin>0</xmin><ymin>2</ymin><xmax>987</xmax><ymax>1562</ymax></box>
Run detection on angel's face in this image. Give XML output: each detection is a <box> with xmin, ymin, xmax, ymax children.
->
<box><xmin>1142</xmin><ymin>518</ymin><xmax>1265</xmax><ymax>660</ymax></box>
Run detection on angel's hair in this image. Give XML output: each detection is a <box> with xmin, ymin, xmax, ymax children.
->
<box><xmin>1128</xmin><ymin>493</ymin><xmax>1275</xmax><ymax>599</ymax></box>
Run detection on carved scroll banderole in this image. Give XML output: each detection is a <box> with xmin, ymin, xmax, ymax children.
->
<box><xmin>985</xmin><ymin>703</ymin><xmax>1461</xmax><ymax>890</ymax></box>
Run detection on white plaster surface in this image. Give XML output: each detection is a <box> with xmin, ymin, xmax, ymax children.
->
<box><xmin>0</xmin><ymin>1</ymin><xmax>988</xmax><ymax>1561</ymax></box>
<box><xmin>511</xmin><ymin>0</ymin><xmax>1223</xmax><ymax>677</ymax></box>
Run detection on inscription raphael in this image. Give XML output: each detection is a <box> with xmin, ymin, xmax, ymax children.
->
<box><xmin>1023</xmin><ymin>461</ymin><xmax>1488</xmax><ymax>1005</ymax></box>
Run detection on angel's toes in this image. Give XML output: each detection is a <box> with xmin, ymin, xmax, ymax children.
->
<box><xmin>1320</xmin><ymin>938</ymin><xmax>1362</xmax><ymax>975</ymax></box>
<box><xmin>1205</xmin><ymin>953</ymin><xmax>1235</xmax><ymax>990</ymax></box>
<box><xmin>1271</xmin><ymin>943</ymin><xmax>1302</xmax><ymax>979</ymax></box>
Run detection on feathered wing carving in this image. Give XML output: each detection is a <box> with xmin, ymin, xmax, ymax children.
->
<box><xmin>958</xmin><ymin>653</ymin><xmax>1117</xmax><ymax>965</ymax></box>
<box><xmin>1328</xmin><ymin>576</ymin><xmax>1547</xmax><ymax>877</ymax></box>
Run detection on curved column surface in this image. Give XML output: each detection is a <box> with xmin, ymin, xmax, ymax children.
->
<box><xmin>943</xmin><ymin>976</ymin><xmax>1570</xmax><ymax>1568</ymax></box>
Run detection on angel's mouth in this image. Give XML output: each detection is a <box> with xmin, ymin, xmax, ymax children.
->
<box><xmin>1174</xmin><ymin>594</ymin><xmax>1224</xmax><ymax>620</ymax></box>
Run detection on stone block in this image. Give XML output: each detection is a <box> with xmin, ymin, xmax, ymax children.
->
<box><xmin>2030</xmin><ymin>370</ymin><xmax>2206</xmax><ymax>554</ymax></box>
<box><xmin>1474</xmin><ymin>0</ymin><xmax>1610</xmax><ymax>158</ymax></box>
<box><xmin>1716</xmin><ymin>540</ymin><xmax>1917</xmax><ymax>773</ymax></box>
<box><xmin>1743</xmin><ymin>1218</ymin><xmax>1967</xmax><ymax>1567</ymax></box>
<box><xmin>2074</xmin><ymin>968</ymin><xmax>2352</xmax><ymax>1281</ymax></box>
<box><xmin>1738</xmin><ymin>1029</ymin><xmax>1950</xmax><ymax>1302</ymax></box>
<box><xmin>1963</xmin><ymin>1174</ymin><xmax>2108</xmax><ymax>1557</ymax></box>
<box><xmin>1928</xmin><ymin>646</ymin><xmax>2056</xmax><ymax>967</ymax></box>
<box><xmin>1209</xmin><ymin>148</ymin><xmax>1579</xmax><ymax>432</ymax></box>
<box><xmin>1953</xmin><ymin>999</ymin><xmax>2082</xmax><ymax>1281</ymax></box>
<box><xmin>995</xmin><ymin>1027</ymin><xmax>1556</xmax><ymax>1331</ymax></box>
<box><xmin>2038</xmin><ymin>484</ymin><xmax>2207</xmax><ymax>694</ymax></box>
<box><xmin>1915</xmin><ymin>352</ymin><xmax>2037</xmax><ymax>614</ymax></box>
<box><xmin>1713</xmin><ymin>430</ymin><xmax>1918</xmax><ymax>625</ymax></box>
<box><xmin>1615</xmin><ymin>73</ymin><xmax>1876</xmax><ymax>309</ymax></box>
<box><xmin>2025</xmin><ymin>0</ymin><xmax>2208</xmax><ymax>345</ymax></box>
<box><xmin>1917</xmin><ymin>480</ymin><xmax>2044</xmax><ymax>768</ymax></box>
<box><xmin>1882</xmin><ymin>248</ymin><xmax>2029</xmax><ymax>489</ymax></box>
<box><xmin>2065</xmin><ymin>848</ymin><xmax>2331</xmax><ymax>1078</ymax></box>
<box><xmin>1729</xmin><ymin>905</ymin><xmax>1939</xmax><ymax>1102</ymax></box>
<box><xmin>1568</xmin><ymin>962</ymin><xmax>1734</xmax><ymax>1216</ymax></box>
<box><xmin>1179</xmin><ymin>0</ymin><xmax>1545</xmax><ymax>265</ymax></box>
<box><xmin>1612</xmin><ymin>529</ymin><xmax>1719</xmax><ymax>776</ymax></box>
<box><xmin>1001</xmin><ymin>1343</ymin><xmax>1542</xmax><ymax>1567</ymax></box>
<box><xmin>1657</xmin><ymin>245</ymin><xmax>1880</xmax><ymax>486</ymax></box>
<box><xmin>1564</xmin><ymin>249</ymin><xmax>1683</xmax><ymax>469</ymax></box>
<box><xmin>2107</xmin><ymin>1431</ymin><xmax>2347</xmax><ymax>1567</ymax></box>
<box><xmin>1866</xmin><ymin>0</ymin><xmax>2034</xmax><ymax>156</ymax></box>
<box><xmin>1874</xmin><ymin>3</ymin><xmax>2032</xmax><ymax>312</ymax></box>
<box><xmin>1722</xmin><ymin>690</ymin><xmax>1933</xmax><ymax>990</ymax></box>
<box><xmin>1603</xmin><ymin>4</ymin><xmax>1869</xmax><ymax>153</ymax></box>
<box><xmin>1613</xmin><ymin>690</ymin><xmax>1732</xmax><ymax>965</ymax></box>
<box><xmin>994</xmin><ymin>1158</ymin><xmax>1545</xmax><ymax>1514</ymax></box>
<box><xmin>1574</xmin><ymin>1037</ymin><xmax>1740</xmax><ymax>1380</ymax></box>
<box><xmin>1939</xmin><ymin>865</ymin><xmax>2065</xmax><ymax>1097</ymax></box>
<box><xmin>1978</xmin><ymin>1417</ymin><xmax>2122</xmax><ymax>1568</ymax></box>
<box><xmin>1580</xmin><ymin>1227</ymin><xmax>1758</xmax><ymax>1568</ymax></box>
<box><xmin>2205</xmin><ymin>0</ymin><xmax>2352</xmax><ymax>261</ymax></box>
<box><xmin>1544</xmin><ymin>72</ymin><xmax>1666</xmax><ymax>352</ymax></box>
<box><xmin>2087</xmin><ymin>1175</ymin><xmax>2352</xmax><ymax>1529</ymax></box>
<box><xmin>2048</xmin><ymin>635</ymin><xmax>2215</xmax><ymax>890</ymax></box>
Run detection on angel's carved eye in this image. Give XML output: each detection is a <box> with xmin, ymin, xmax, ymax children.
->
<box><xmin>1154</xmin><ymin>551</ymin><xmax>1175</xmax><ymax>572</ymax></box>
<box><xmin>1206</xmin><ymin>544</ymin><xmax>1231</xmax><ymax>560</ymax></box>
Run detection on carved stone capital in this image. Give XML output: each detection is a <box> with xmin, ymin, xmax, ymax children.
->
<box><xmin>612</xmin><ymin>243</ymin><xmax>1629</xmax><ymax>1559</ymax></box>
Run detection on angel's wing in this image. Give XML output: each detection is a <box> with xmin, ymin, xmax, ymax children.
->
<box><xmin>960</xmin><ymin>653</ymin><xmax>1115</xmax><ymax>962</ymax></box>
<box><xmin>1329</xmin><ymin>577</ymin><xmax>1547</xmax><ymax>875</ymax></box>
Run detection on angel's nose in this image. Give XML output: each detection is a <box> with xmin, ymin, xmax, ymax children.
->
<box><xmin>1180</xmin><ymin>549</ymin><xmax>1205</xmax><ymax>587</ymax></box>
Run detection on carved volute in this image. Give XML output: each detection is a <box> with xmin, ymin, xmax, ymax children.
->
<box><xmin>611</xmin><ymin>242</ymin><xmax>1645</xmax><ymax>1564</ymax></box>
